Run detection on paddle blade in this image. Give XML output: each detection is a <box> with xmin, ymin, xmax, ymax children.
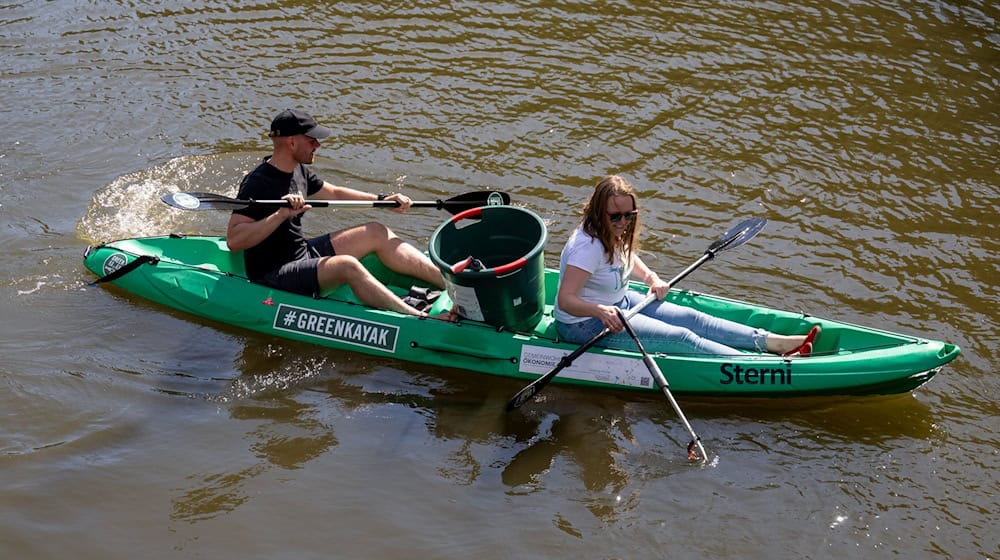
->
<box><xmin>706</xmin><ymin>217</ymin><xmax>767</xmax><ymax>256</ymax></box>
<box><xmin>506</xmin><ymin>384</ymin><xmax>541</xmax><ymax>411</ymax></box>
<box><xmin>438</xmin><ymin>190</ymin><xmax>510</xmax><ymax>214</ymax></box>
<box><xmin>161</xmin><ymin>192</ymin><xmax>251</xmax><ymax>211</ymax></box>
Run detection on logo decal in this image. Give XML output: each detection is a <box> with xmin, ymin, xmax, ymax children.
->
<box><xmin>486</xmin><ymin>192</ymin><xmax>506</xmax><ymax>206</ymax></box>
<box><xmin>272</xmin><ymin>303</ymin><xmax>398</xmax><ymax>352</ymax></box>
<box><xmin>102</xmin><ymin>253</ymin><xmax>129</xmax><ymax>276</ymax></box>
<box><xmin>719</xmin><ymin>362</ymin><xmax>793</xmax><ymax>385</ymax></box>
<box><xmin>171</xmin><ymin>192</ymin><xmax>201</xmax><ymax>209</ymax></box>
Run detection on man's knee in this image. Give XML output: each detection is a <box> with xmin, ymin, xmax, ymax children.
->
<box><xmin>319</xmin><ymin>255</ymin><xmax>366</xmax><ymax>281</ymax></box>
<box><xmin>358</xmin><ymin>221</ymin><xmax>391</xmax><ymax>237</ymax></box>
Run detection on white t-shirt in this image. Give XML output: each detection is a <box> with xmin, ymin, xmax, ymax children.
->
<box><xmin>554</xmin><ymin>227</ymin><xmax>634</xmax><ymax>324</ymax></box>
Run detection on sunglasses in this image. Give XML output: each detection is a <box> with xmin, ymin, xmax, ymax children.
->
<box><xmin>607</xmin><ymin>210</ymin><xmax>638</xmax><ymax>223</ymax></box>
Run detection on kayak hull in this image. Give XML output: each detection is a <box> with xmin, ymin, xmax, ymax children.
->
<box><xmin>83</xmin><ymin>236</ymin><xmax>960</xmax><ymax>397</ymax></box>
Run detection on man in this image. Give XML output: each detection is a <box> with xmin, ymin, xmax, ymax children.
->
<box><xmin>226</xmin><ymin>109</ymin><xmax>446</xmax><ymax>317</ymax></box>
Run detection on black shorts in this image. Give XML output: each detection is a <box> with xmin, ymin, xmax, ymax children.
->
<box><xmin>258</xmin><ymin>235</ymin><xmax>335</xmax><ymax>296</ymax></box>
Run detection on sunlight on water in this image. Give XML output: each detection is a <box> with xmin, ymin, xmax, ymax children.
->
<box><xmin>16</xmin><ymin>279</ymin><xmax>47</xmax><ymax>295</ymax></box>
<box><xmin>212</xmin><ymin>356</ymin><xmax>333</xmax><ymax>403</ymax></box>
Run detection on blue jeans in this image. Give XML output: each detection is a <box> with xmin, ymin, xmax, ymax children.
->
<box><xmin>555</xmin><ymin>290</ymin><xmax>767</xmax><ymax>356</ymax></box>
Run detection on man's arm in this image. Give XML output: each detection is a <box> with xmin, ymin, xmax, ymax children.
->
<box><xmin>313</xmin><ymin>181</ymin><xmax>377</xmax><ymax>201</ymax></box>
<box><xmin>225</xmin><ymin>194</ymin><xmax>308</xmax><ymax>252</ymax></box>
<box><xmin>314</xmin><ymin>181</ymin><xmax>413</xmax><ymax>212</ymax></box>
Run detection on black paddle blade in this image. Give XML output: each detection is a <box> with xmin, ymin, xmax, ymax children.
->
<box><xmin>706</xmin><ymin>217</ymin><xmax>767</xmax><ymax>256</ymax></box>
<box><xmin>161</xmin><ymin>192</ymin><xmax>250</xmax><ymax>211</ymax></box>
<box><xmin>438</xmin><ymin>190</ymin><xmax>510</xmax><ymax>213</ymax></box>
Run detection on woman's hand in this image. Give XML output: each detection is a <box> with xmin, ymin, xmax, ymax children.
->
<box><xmin>596</xmin><ymin>304</ymin><xmax>624</xmax><ymax>332</ymax></box>
<box><xmin>648</xmin><ymin>275</ymin><xmax>671</xmax><ymax>300</ymax></box>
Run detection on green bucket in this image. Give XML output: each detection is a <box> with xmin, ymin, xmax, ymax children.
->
<box><xmin>429</xmin><ymin>206</ymin><xmax>547</xmax><ymax>331</ymax></box>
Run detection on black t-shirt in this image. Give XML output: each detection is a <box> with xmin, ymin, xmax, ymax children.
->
<box><xmin>233</xmin><ymin>157</ymin><xmax>325</xmax><ymax>281</ymax></box>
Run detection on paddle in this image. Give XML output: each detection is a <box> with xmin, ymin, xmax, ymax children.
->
<box><xmin>505</xmin><ymin>217</ymin><xmax>767</xmax><ymax>411</ymax></box>
<box><xmin>616</xmin><ymin>308</ymin><xmax>708</xmax><ymax>462</ymax></box>
<box><xmin>161</xmin><ymin>190</ymin><xmax>511</xmax><ymax>215</ymax></box>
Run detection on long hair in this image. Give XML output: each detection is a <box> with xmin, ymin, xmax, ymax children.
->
<box><xmin>580</xmin><ymin>175</ymin><xmax>641</xmax><ymax>267</ymax></box>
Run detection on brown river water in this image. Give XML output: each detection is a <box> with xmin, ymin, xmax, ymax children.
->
<box><xmin>2</xmin><ymin>2</ymin><xmax>997</xmax><ymax>558</ymax></box>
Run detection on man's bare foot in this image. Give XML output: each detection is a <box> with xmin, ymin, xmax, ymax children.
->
<box><xmin>423</xmin><ymin>306</ymin><xmax>459</xmax><ymax>323</ymax></box>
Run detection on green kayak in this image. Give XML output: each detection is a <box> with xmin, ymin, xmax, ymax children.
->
<box><xmin>82</xmin><ymin>233</ymin><xmax>960</xmax><ymax>397</ymax></box>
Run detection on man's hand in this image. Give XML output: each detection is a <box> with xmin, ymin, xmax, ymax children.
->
<box><xmin>383</xmin><ymin>193</ymin><xmax>412</xmax><ymax>213</ymax></box>
<box><xmin>280</xmin><ymin>193</ymin><xmax>311</xmax><ymax>217</ymax></box>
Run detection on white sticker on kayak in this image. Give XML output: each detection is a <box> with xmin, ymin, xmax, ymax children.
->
<box><xmin>102</xmin><ymin>253</ymin><xmax>128</xmax><ymax>276</ymax></box>
<box><xmin>519</xmin><ymin>345</ymin><xmax>652</xmax><ymax>389</ymax></box>
<box><xmin>446</xmin><ymin>282</ymin><xmax>484</xmax><ymax>322</ymax></box>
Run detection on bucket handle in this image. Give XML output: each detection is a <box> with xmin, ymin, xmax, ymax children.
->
<box><xmin>447</xmin><ymin>206</ymin><xmax>528</xmax><ymax>276</ymax></box>
<box><xmin>492</xmin><ymin>257</ymin><xmax>527</xmax><ymax>276</ymax></box>
<box><xmin>449</xmin><ymin>206</ymin><xmax>484</xmax><ymax>223</ymax></box>
<box><xmin>450</xmin><ymin>255</ymin><xmax>527</xmax><ymax>276</ymax></box>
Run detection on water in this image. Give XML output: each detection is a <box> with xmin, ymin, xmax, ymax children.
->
<box><xmin>2</xmin><ymin>1</ymin><xmax>997</xmax><ymax>558</ymax></box>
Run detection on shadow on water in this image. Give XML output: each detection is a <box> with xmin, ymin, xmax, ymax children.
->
<box><xmin>154</xmin><ymin>315</ymin><xmax>948</xmax><ymax>524</ymax></box>
<box><xmin>681</xmin><ymin>392</ymin><xmax>940</xmax><ymax>443</ymax></box>
<box><xmin>162</xmin><ymin>329</ymin><xmax>651</xmax><ymax>522</ymax></box>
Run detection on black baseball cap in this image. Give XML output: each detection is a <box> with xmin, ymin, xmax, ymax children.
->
<box><xmin>268</xmin><ymin>109</ymin><xmax>332</xmax><ymax>139</ymax></box>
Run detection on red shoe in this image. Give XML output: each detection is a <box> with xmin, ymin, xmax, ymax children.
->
<box><xmin>802</xmin><ymin>325</ymin><xmax>821</xmax><ymax>347</ymax></box>
<box><xmin>783</xmin><ymin>341</ymin><xmax>812</xmax><ymax>358</ymax></box>
<box><xmin>782</xmin><ymin>325</ymin><xmax>821</xmax><ymax>357</ymax></box>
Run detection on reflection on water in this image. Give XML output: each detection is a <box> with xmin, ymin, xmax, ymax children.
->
<box><xmin>165</xmin><ymin>332</ymin><xmax>950</xmax><ymax>527</ymax></box>
<box><xmin>174</xmin><ymin>395</ymin><xmax>340</xmax><ymax>524</ymax></box>
<box><xmin>171</xmin><ymin>464</ymin><xmax>267</xmax><ymax>524</ymax></box>
<box><xmin>171</xmin><ymin>344</ymin><xmax>340</xmax><ymax>523</ymax></box>
<box><xmin>687</xmin><ymin>393</ymin><xmax>940</xmax><ymax>443</ymax></box>
<box><xmin>232</xmin><ymin>397</ymin><xmax>338</xmax><ymax>471</ymax></box>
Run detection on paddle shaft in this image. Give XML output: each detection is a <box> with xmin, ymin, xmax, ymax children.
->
<box><xmin>616</xmin><ymin>308</ymin><xmax>708</xmax><ymax>462</ymax></box>
<box><xmin>229</xmin><ymin>199</ymin><xmax>452</xmax><ymax>209</ymax></box>
<box><xmin>161</xmin><ymin>190</ymin><xmax>511</xmax><ymax>215</ymax></box>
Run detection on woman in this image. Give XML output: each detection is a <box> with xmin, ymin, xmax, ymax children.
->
<box><xmin>554</xmin><ymin>175</ymin><xmax>818</xmax><ymax>357</ymax></box>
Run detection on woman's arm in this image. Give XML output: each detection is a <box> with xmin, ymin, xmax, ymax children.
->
<box><xmin>557</xmin><ymin>265</ymin><xmax>625</xmax><ymax>332</ymax></box>
<box><xmin>630</xmin><ymin>255</ymin><xmax>670</xmax><ymax>299</ymax></box>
